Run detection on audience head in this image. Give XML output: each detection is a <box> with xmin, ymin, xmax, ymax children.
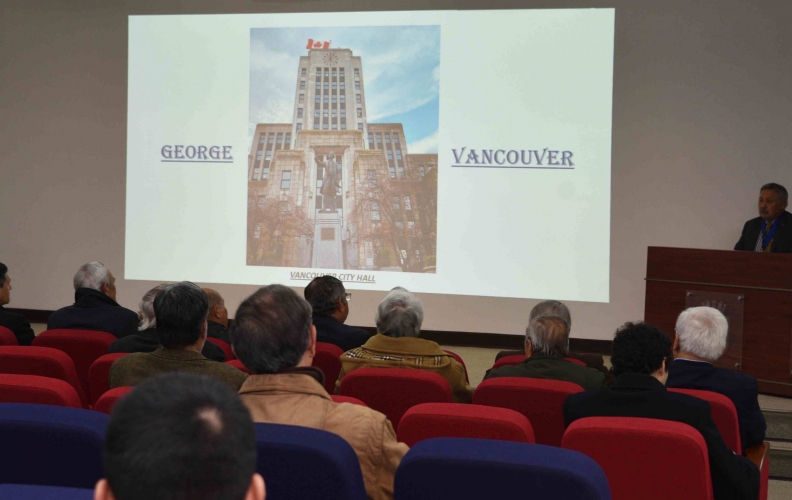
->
<box><xmin>154</xmin><ymin>282</ymin><xmax>209</xmax><ymax>350</ymax></box>
<box><xmin>232</xmin><ymin>284</ymin><xmax>314</xmax><ymax>374</ymax></box>
<box><xmin>96</xmin><ymin>372</ymin><xmax>265</xmax><ymax>500</ymax></box>
<box><xmin>529</xmin><ymin>300</ymin><xmax>571</xmax><ymax>330</ymax></box>
<box><xmin>759</xmin><ymin>182</ymin><xmax>788</xmax><ymax>221</ymax></box>
<box><xmin>0</xmin><ymin>262</ymin><xmax>11</xmax><ymax>306</ymax></box>
<box><xmin>524</xmin><ymin>315</ymin><xmax>570</xmax><ymax>358</ymax></box>
<box><xmin>138</xmin><ymin>284</ymin><xmax>166</xmax><ymax>331</ymax></box>
<box><xmin>73</xmin><ymin>262</ymin><xmax>116</xmax><ymax>301</ymax></box>
<box><xmin>304</xmin><ymin>275</ymin><xmax>349</xmax><ymax>322</ymax></box>
<box><xmin>375</xmin><ymin>288</ymin><xmax>423</xmax><ymax>338</ymax></box>
<box><xmin>612</xmin><ymin>322</ymin><xmax>673</xmax><ymax>384</ymax></box>
<box><xmin>674</xmin><ymin>306</ymin><xmax>728</xmax><ymax>362</ymax></box>
<box><xmin>204</xmin><ymin>288</ymin><xmax>229</xmax><ymax>327</ymax></box>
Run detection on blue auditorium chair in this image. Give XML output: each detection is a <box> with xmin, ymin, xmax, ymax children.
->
<box><xmin>0</xmin><ymin>403</ymin><xmax>107</xmax><ymax>488</ymax></box>
<box><xmin>0</xmin><ymin>484</ymin><xmax>94</xmax><ymax>499</ymax></box>
<box><xmin>394</xmin><ymin>438</ymin><xmax>611</xmax><ymax>500</ymax></box>
<box><xmin>255</xmin><ymin>423</ymin><xmax>367</xmax><ymax>500</ymax></box>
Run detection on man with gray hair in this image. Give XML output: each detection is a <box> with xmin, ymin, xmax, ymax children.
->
<box><xmin>337</xmin><ymin>288</ymin><xmax>472</xmax><ymax>403</ymax></box>
<box><xmin>734</xmin><ymin>182</ymin><xmax>791</xmax><ymax>252</ymax></box>
<box><xmin>47</xmin><ymin>262</ymin><xmax>139</xmax><ymax>337</ymax></box>
<box><xmin>668</xmin><ymin>306</ymin><xmax>766</xmax><ymax>452</ymax></box>
<box><xmin>484</xmin><ymin>315</ymin><xmax>605</xmax><ymax>389</ymax></box>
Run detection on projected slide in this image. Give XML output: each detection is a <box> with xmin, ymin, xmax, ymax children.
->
<box><xmin>126</xmin><ymin>9</ymin><xmax>614</xmax><ymax>301</ymax></box>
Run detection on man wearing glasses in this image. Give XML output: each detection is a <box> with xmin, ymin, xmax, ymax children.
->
<box><xmin>304</xmin><ymin>276</ymin><xmax>372</xmax><ymax>351</ymax></box>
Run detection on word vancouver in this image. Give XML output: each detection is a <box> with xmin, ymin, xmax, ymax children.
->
<box><xmin>451</xmin><ymin>148</ymin><xmax>574</xmax><ymax>167</ymax></box>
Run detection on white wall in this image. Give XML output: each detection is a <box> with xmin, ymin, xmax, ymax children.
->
<box><xmin>1</xmin><ymin>0</ymin><xmax>790</xmax><ymax>340</ymax></box>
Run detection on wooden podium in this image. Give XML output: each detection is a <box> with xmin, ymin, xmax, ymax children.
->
<box><xmin>645</xmin><ymin>247</ymin><xmax>792</xmax><ymax>397</ymax></box>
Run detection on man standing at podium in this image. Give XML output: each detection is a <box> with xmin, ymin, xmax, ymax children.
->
<box><xmin>734</xmin><ymin>183</ymin><xmax>791</xmax><ymax>253</ymax></box>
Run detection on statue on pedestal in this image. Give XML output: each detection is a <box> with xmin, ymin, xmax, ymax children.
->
<box><xmin>316</xmin><ymin>152</ymin><xmax>341</xmax><ymax>213</ymax></box>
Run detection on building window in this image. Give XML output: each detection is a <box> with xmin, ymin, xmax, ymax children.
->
<box><xmin>356</xmin><ymin>94</ymin><xmax>361</xmax><ymax>104</ymax></box>
<box><xmin>355</xmin><ymin>81</ymin><xmax>360</xmax><ymax>90</ymax></box>
<box><xmin>358</xmin><ymin>124</ymin><xmax>364</xmax><ymax>131</ymax></box>
<box><xmin>332</xmin><ymin>110</ymin><xmax>337</xmax><ymax>118</ymax></box>
<box><xmin>269</xmin><ymin>134</ymin><xmax>275</xmax><ymax>144</ymax></box>
<box><xmin>256</xmin><ymin>150</ymin><xmax>263</xmax><ymax>161</ymax></box>
<box><xmin>301</xmin><ymin>68</ymin><xmax>306</xmax><ymax>77</ymax></box>
<box><xmin>385</xmin><ymin>134</ymin><xmax>391</xmax><ymax>144</ymax></box>
<box><xmin>340</xmin><ymin>95</ymin><xmax>345</xmax><ymax>104</ymax></box>
<box><xmin>297</xmin><ymin>108</ymin><xmax>303</xmax><ymax>118</ymax></box>
<box><xmin>314</xmin><ymin>122</ymin><xmax>319</xmax><ymax>130</ymax></box>
<box><xmin>389</xmin><ymin>165</ymin><xmax>396</xmax><ymax>178</ymax></box>
<box><xmin>285</xmin><ymin>133</ymin><xmax>291</xmax><ymax>146</ymax></box>
<box><xmin>323</xmin><ymin>109</ymin><xmax>329</xmax><ymax>118</ymax></box>
<box><xmin>323</xmin><ymin>82</ymin><xmax>329</xmax><ymax>90</ymax></box>
<box><xmin>370</xmin><ymin>202</ymin><xmax>380</xmax><ymax>221</ymax></box>
<box><xmin>276</xmin><ymin>133</ymin><xmax>283</xmax><ymax>144</ymax></box>
<box><xmin>252</xmin><ymin>167</ymin><xmax>261</xmax><ymax>180</ymax></box>
<box><xmin>354</xmin><ymin>68</ymin><xmax>360</xmax><ymax>79</ymax></box>
<box><xmin>394</xmin><ymin>135</ymin><xmax>400</xmax><ymax>144</ymax></box>
<box><xmin>299</xmin><ymin>94</ymin><xmax>304</xmax><ymax>104</ymax></box>
<box><xmin>300</xmin><ymin>81</ymin><xmax>305</xmax><ymax>90</ymax></box>
<box><xmin>323</xmin><ymin>95</ymin><xmax>329</xmax><ymax>104</ymax></box>
<box><xmin>315</xmin><ymin>109</ymin><xmax>320</xmax><ymax>118</ymax></box>
<box><xmin>376</xmin><ymin>134</ymin><xmax>382</xmax><ymax>144</ymax></box>
<box><xmin>315</xmin><ymin>94</ymin><xmax>320</xmax><ymax>103</ymax></box>
<box><xmin>357</xmin><ymin>108</ymin><xmax>362</xmax><ymax>118</ymax></box>
<box><xmin>340</xmin><ymin>82</ymin><xmax>345</xmax><ymax>90</ymax></box>
<box><xmin>392</xmin><ymin>196</ymin><xmax>400</xmax><ymax>209</ymax></box>
<box><xmin>340</xmin><ymin>68</ymin><xmax>345</xmax><ymax>77</ymax></box>
<box><xmin>340</xmin><ymin>109</ymin><xmax>346</xmax><ymax>118</ymax></box>
<box><xmin>407</xmin><ymin>221</ymin><xmax>415</xmax><ymax>235</ymax></box>
<box><xmin>332</xmin><ymin>82</ymin><xmax>337</xmax><ymax>90</ymax></box>
<box><xmin>396</xmin><ymin>221</ymin><xmax>404</xmax><ymax>229</ymax></box>
<box><xmin>296</xmin><ymin>123</ymin><xmax>302</xmax><ymax>131</ymax></box>
<box><xmin>404</xmin><ymin>196</ymin><xmax>412</xmax><ymax>210</ymax></box>
<box><xmin>259</xmin><ymin>134</ymin><xmax>266</xmax><ymax>144</ymax></box>
<box><xmin>396</xmin><ymin>150</ymin><xmax>402</xmax><ymax>160</ymax></box>
<box><xmin>265</xmin><ymin>150</ymin><xmax>272</xmax><ymax>161</ymax></box>
<box><xmin>398</xmin><ymin>165</ymin><xmax>405</xmax><ymax>178</ymax></box>
<box><xmin>332</xmin><ymin>123</ymin><xmax>338</xmax><ymax>130</ymax></box>
<box><xmin>341</xmin><ymin>123</ymin><xmax>346</xmax><ymax>130</ymax></box>
<box><xmin>387</xmin><ymin>150</ymin><xmax>393</xmax><ymax>160</ymax></box>
<box><xmin>281</xmin><ymin>171</ymin><xmax>291</xmax><ymax>189</ymax></box>
<box><xmin>324</xmin><ymin>69</ymin><xmax>329</xmax><ymax>78</ymax></box>
<box><xmin>263</xmin><ymin>166</ymin><xmax>269</xmax><ymax>180</ymax></box>
<box><xmin>323</xmin><ymin>123</ymin><xmax>329</xmax><ymax>130</ymax></box>
<box><xmin>332</xmin><ymin>95</ymin><xmax>337</xmax><ymax>104</ymax></box>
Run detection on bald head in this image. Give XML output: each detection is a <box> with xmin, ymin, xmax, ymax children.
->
<box><xmin>204</xmin><ymin>288</ymin><xmax>229</xmax><ymax>327</ymax></box>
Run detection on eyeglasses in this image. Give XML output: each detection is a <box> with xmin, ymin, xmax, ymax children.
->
<box><xmin>345</xmin><ymin>293</ymin><xmax>352</xmax><ymax>301</ymax></box>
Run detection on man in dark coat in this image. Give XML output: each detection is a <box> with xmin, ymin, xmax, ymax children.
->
<box><xmin>304</xmin><ymin>275</ymin><xmax>371</xmax><ymax>352</ymax></box>
<box><xmin>0</xmin><ymin>262</ymin><xmax>35</xmax><ymax>345</ymax></box>
<box><xmin>734</xmin><ymin>183</ymin><xmax>791</xmax><ymax>253</ymax></box>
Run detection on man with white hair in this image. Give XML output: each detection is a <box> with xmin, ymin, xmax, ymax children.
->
<box><xmin>667</xmin><ymin>306</ymin><xmax>766</xmax><ymax>452</ymax></box>
<box><xmin>47</xmin><ymin>262</ymin><xmax>139</xmax><ymax>337</ymax></box>
<box><xmin>337</xmin><ymin>288</ymin><xmax>472</xmax><ymax>403</ymax></box>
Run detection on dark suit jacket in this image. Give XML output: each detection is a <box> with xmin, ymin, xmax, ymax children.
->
<box><xmin>312</xmin><ymin>314</ymin><xmax>372</xmax><ymax>352</ymax></box>
<box><xmin>734</xmin><ymin>210</ymin><xmax>792</xmax><ymax>252</ymax></box>
<box><xmin>564</xmin><ymin>373</ymin><xmax>759</xmax><ymax>500</ymax></box>
<box><xmin>47</xmin><ymin>288</ymin><xmax>139</xmax><ymax>338</ymax></box>
<box><xmin>668</xmin><ymin>358</ymin><xmax>766</xmax><ymax>452</ymax></box>
<box><xmin>0</xmin><ymin>305</ymin><xmax>35</xmax><ymax>346</ymax></box>
<box><xmin>483</xmin><ymin>353</ymin><xmax>606</xmax><ymax>389</ymax></box>
<box><xmin>107</xmin><ymin>327</ymin><xmax>226</xmax><ymax>362</ymax></box>
<box><xmin>207</xmin><ymin>321</ymin><xmax>231</xmax><ymax>344</ymax></box>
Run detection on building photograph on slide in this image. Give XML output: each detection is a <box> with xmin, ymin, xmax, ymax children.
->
<box><xmin>246</xmin><ymin>26</ymin><xmax>440</xmax><ymax>274</ymax></box>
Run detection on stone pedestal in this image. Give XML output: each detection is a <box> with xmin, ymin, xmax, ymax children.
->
<box><xmin>313</xmin><ymin>211</ymin><xmax>343</xmax><ymax>269</ymax></box>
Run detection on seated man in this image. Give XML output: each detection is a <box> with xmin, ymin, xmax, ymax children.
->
<box><xmin>337</xmin><ymin>288</ymin><xmax>472</xmax><ymax>403</ymax></box>
<box><xmin>304</xmin><ymin>276</ymin><xmax>371</xmax><ymax>352</ymax></box>
<box><xmin>564</xmin><ymin>322</ymin><xmax>759</xmax><ymax>500</ymax></box>
<box><xmin>734</xmin><ymin>182</ymin><xmax>791</xmax><ymax>253</ymax></box>
<box><xmin>47</xmin><ymin>262</ymin><xmax>139</xmax><ymax>337</ymax></box>
<box><xmin>233</xmin><ymin>285</ymin><xmax>408</xmax><ymax>500</ymax></box>
<box><xmin>668</xmin><ymin>306</ymin><xmax>766</xmax><ymax>452</ymax></box>
<box><xmin>109</xmin><ymin>282</ymin><xmax>247</xmax><ymax>390</ymax></box>
<box><xmin>109</xmin><ymin>284</ymin><xmax>226</xmax><ymax>362</ymax></box>
<box><xmin>0</xmin><ymin>262</ymin><xmax>35</xmax><ymax>345</ymax></box>
<box><xmin>484</xmin><ymin>315</ymin><xmax>605</xmax><ymax>389</ymax></box>
<box><xmin>204</xmin><ymin>288</ymin><xmax>232</xmax><ymax>344</ymax></box>
<box><xmin>95</xmin><ymin>372</ymin><xmax>265</xmax><ymax>500</ymax></box>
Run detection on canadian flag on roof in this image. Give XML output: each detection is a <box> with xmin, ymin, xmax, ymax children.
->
<box><xmin>306</xmin><ymin>39</ymin><xmax>331</xmax><ymax>50</ymax></box>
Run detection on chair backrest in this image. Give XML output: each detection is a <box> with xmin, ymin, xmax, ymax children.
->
<box><xmin>473</xmin><ymin>377</ymin><xmax>584</xmax><ymax>446</ymax></box>
<box><xmin>0</xmin><ymin>484</ymin><xmax>94</xmax><ymax>500</ymax></box>
<box><xmin>94</xmin><ymin>386</ymin><xmax>134</xmax><ymax>414</ymax></box>
<box><xmin>562</xmin><ymin>417</ymin><xmax>713</xmax><ymax>500</ymax></box>
<box><xmin>398</xmin><ymin>403</ymin><xmax>535</xmax><ymax>447</ymax></box>
<box><xmin>226</xmin><ymin>359</ymin><xmax>253</xmax><ymax>374</ymax></box>
<box><xmin>330</xmin><ymin>395</ymin><xmax>368</xmax><ymax>407</ymax></box>
<box><xmin>255</xmin><ymin>423</ymin><xmax>368</xmax><ymax>500</ymax></box>
<box><xmin>33</xmin><ymin>329</ymin><xmax>116</xmax><ymax>397</ymax></box>
<box><xmin>491</xmin><ymin>354</ymin><xmax>525</xmax><ymax>369</ymax></box>
<box><xmin>0</xmin><ymin>325</ymin><xmax>18</xmax><ymax>346</ymax></box>
<box><xmin>0</xmin><ymin>346</ymin><xmax>89</xmax><ymax>408</ymax></box>
<box><xmin>0</xmin><ymin>374</ymin><xmax>83</xmax><ymax>408</ymax></box>
<box><xmin>0</xmin><ymin>403</ymin><xmax>107</xmax><ymax>488</ymax></box>
<box><xmin>88</xmin><ymin>353</ymin><xmax>128</xmax><ymax>404</ymax></box>
<box><xmin>442</xmin><ymin>350</ymin><xmax>469</xmax><ymax>382</ymax></box>
<box><xmin>313</xmin><ymin>342</ymin><xmax>344</xmax><ymax>394</ymax></box>
<box><xmin>206</xmin><ymin>337</ymin><xmax>234</xmax><ymax>361</ymax></box>
<box><xmin>394</xmin><ymin>438</ymin><xmax>611</xmax><ymax>500</ymax></box>
<box><xmin>564</xmin><ymin>357</ymin><xmax>587</xmax><ymax>366</ymax></box>
<box><xmin>340</xmin><ymin>368</ymin><xmax>453</xmax><ymax>428</ymax></box>
<box><xmin>668</xmin><ymin>387</ymin><xmax>742</xmax><ymax>453</ymax></box>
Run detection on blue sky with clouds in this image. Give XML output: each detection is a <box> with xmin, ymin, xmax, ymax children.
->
<box><xmin>249</xmin><ymin>26</ymin><xmax>440</xmax><ymax>153</ymax></box>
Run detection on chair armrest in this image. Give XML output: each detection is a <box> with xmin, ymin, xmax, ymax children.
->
<box><xmin>745</xmin><ymin>442</ymin><xmax>769</xmax><ymax>470</ymax></box>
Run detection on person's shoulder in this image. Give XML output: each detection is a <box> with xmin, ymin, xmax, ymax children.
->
<box><xmin>710</xmin><ymin>366</ymin><xmax>758</xmax><ymax>391</ymax></box>
<box><xmin>110</xmin><ymin>351</ymin><xmax>147</xmax><ymax>369</ymax></box>
<box><xmin>0</xmin><ymin>308</ymin><xmax>31</xmax><ymax>326</ymax></box>
<box><xmin>665</xmin><ymin>389</ymin><xmax>711</xmax><ymax>414</ymax></box>
<box><xmin>329</xmin><ymin>397</ymin><xmax>391</xmax><ymax>429</ymax></box>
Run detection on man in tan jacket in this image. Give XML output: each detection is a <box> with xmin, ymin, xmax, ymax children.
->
<box><xmin>232</xmin><ymin>285</ymin><xmax>408</xmax><ymax>500</ymax></box>
<box><xmin>337</xmin><ymin>288</ymin><xmax>472</xmax><ymax>403</ymax></box>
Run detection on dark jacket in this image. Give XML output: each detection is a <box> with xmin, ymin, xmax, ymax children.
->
<box><xmin>107</xmin><ymin>327</ymin><xmax>226</xmax><ymax>362</ymax></box>
<box><xmin>207</xmin><ymin>321</ymin><xmax>231</xmax><ymax>344</ymax></box>
<box><xmin>483</xmin><ymin>353</ymin><xmax>606</xmax><ymax>389</ymax></box>
<box><xmin>734</xmin><ymin>210</ymin><xmax>792</xmax><ymax>252</ymax></box>
<box><xmin>564</xmin><ymin>373</ymin><xmax>760</xmax><ymax>500</ymax></box>
<box><xmin>47</xmin><ymin>288</ymin><xmax>139</xmax><ymax>338</ymax></box>
<box><xmin>0</xmin><ymin>305</ymin><xmax>35</xmax><ymax>346</ymax></box>
<box><xmin>668</xmin><ymin>358</ymin><xmax>766</xmax><ymax>452</ymax></box>
<box><xmin>312</xmin><ymin>314</ymin><xmax>372</xmax><ymax>352</ymax></box>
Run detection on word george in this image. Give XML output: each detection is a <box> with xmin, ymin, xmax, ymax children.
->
<box><xmin>306</xmin><ymin>39</ymin><xmax>331</xmax><ymax>49</ymax></box>
<box><xmin>161</xmin><ymin>145</ymin><xmax>233</xmax><ymax>161</ymax></box>
<box><xmin>451</xmin><ymin>147</ymin><xmax>574</xmax><ymax>167</ymax></box>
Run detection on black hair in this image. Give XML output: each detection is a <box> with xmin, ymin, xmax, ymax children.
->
<box><xmin>154</xmin><ymin>282</ymin><xmax>209</xmax><ymax>347</ymax></box>
<box><xmin>104</xmin><ymin>372</ymin><xmax>256</xmax><ymax>500</ymax></box>
<box><xmin>232</xmin><ymin>284</ymin><xmax>312</xmax><ymax>374</ymax></box>
<box><xmin>303</xmin><ymin>275</ymin><xmax>345</xmax><ymax>316</ymax></box>
<box><xmin>611</xmin><ymin>322</ymin><xmax>673</xmax><ymax>377</ymax></box>
<box><xmin>0</xmin><ymin>262</ymin><xmax>7</xmax><ymax>287</ymax></box>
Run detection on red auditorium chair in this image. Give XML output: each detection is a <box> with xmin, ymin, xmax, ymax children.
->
<box><xmin>0</xmin><ymin>346</ymin><xmax>89</xmax><ymax>408</ymax></box>
<box><xmin>88</xmin><ymin>353</ymin><xmax>128</xmax><ymax>404</ymax></box>
<box><xmin>0</xmin><ymin>326</ymin><xmax>18</xmax><ymax>346</ymax></box>
<box><xmin>491</xmin><ymin>354</ymin><xmax>524</xmax><ymax>369</ymax></box>
<box><xmin>398</xmin><ymin>402</ymin><xmax>535</xmax><ymax>447</ymax></box>
<box><xmin>562</xmin><ymin>417</ymin><xmax>714</xmax><ymax>500</ymax></box>
<box><xmin>473</xmin><ymin>377</ymin><xmax>584</xmax><ymax>446</ymax></box>
<box><xmin>339</xmin><ymin>368</ymin><xmax>452</xmax><ymax>428</ymax></box>
<box><xmin>443</xmin><ymin>350</ymin><xmax>469</xmax><ymax>382</ymax></box>
<box><xmin>32</xmin><ymin>329</ymin><xmax>115</xmax><ymax>398</ymax></box>
<box><xmin>313</xmin><ymin>342</ymin><xmax>343</xmax><ymax>394</ymax></box>
<box><xmin>206</xmin><ymin>337</ymin><xmax>234</xmax><ymax>361</ymax></box>
<box><xmin>226</xmin><ymin>359</ymin><xmax>253</xmax><ymax>374</ymax></box>
<box><xmin>0</xmin><ymin>374</ymin><xmax>83</xmax><ymax>408</ymax></box>
<box><xmin>94</xmin><ymin>386</ymin><xmax>133</xmax><ymax>414</ymax></box>
<box><xmin>330</xmin><ymin>395</ymin><xmax>368</xmax><ymax>407</ymax></box>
